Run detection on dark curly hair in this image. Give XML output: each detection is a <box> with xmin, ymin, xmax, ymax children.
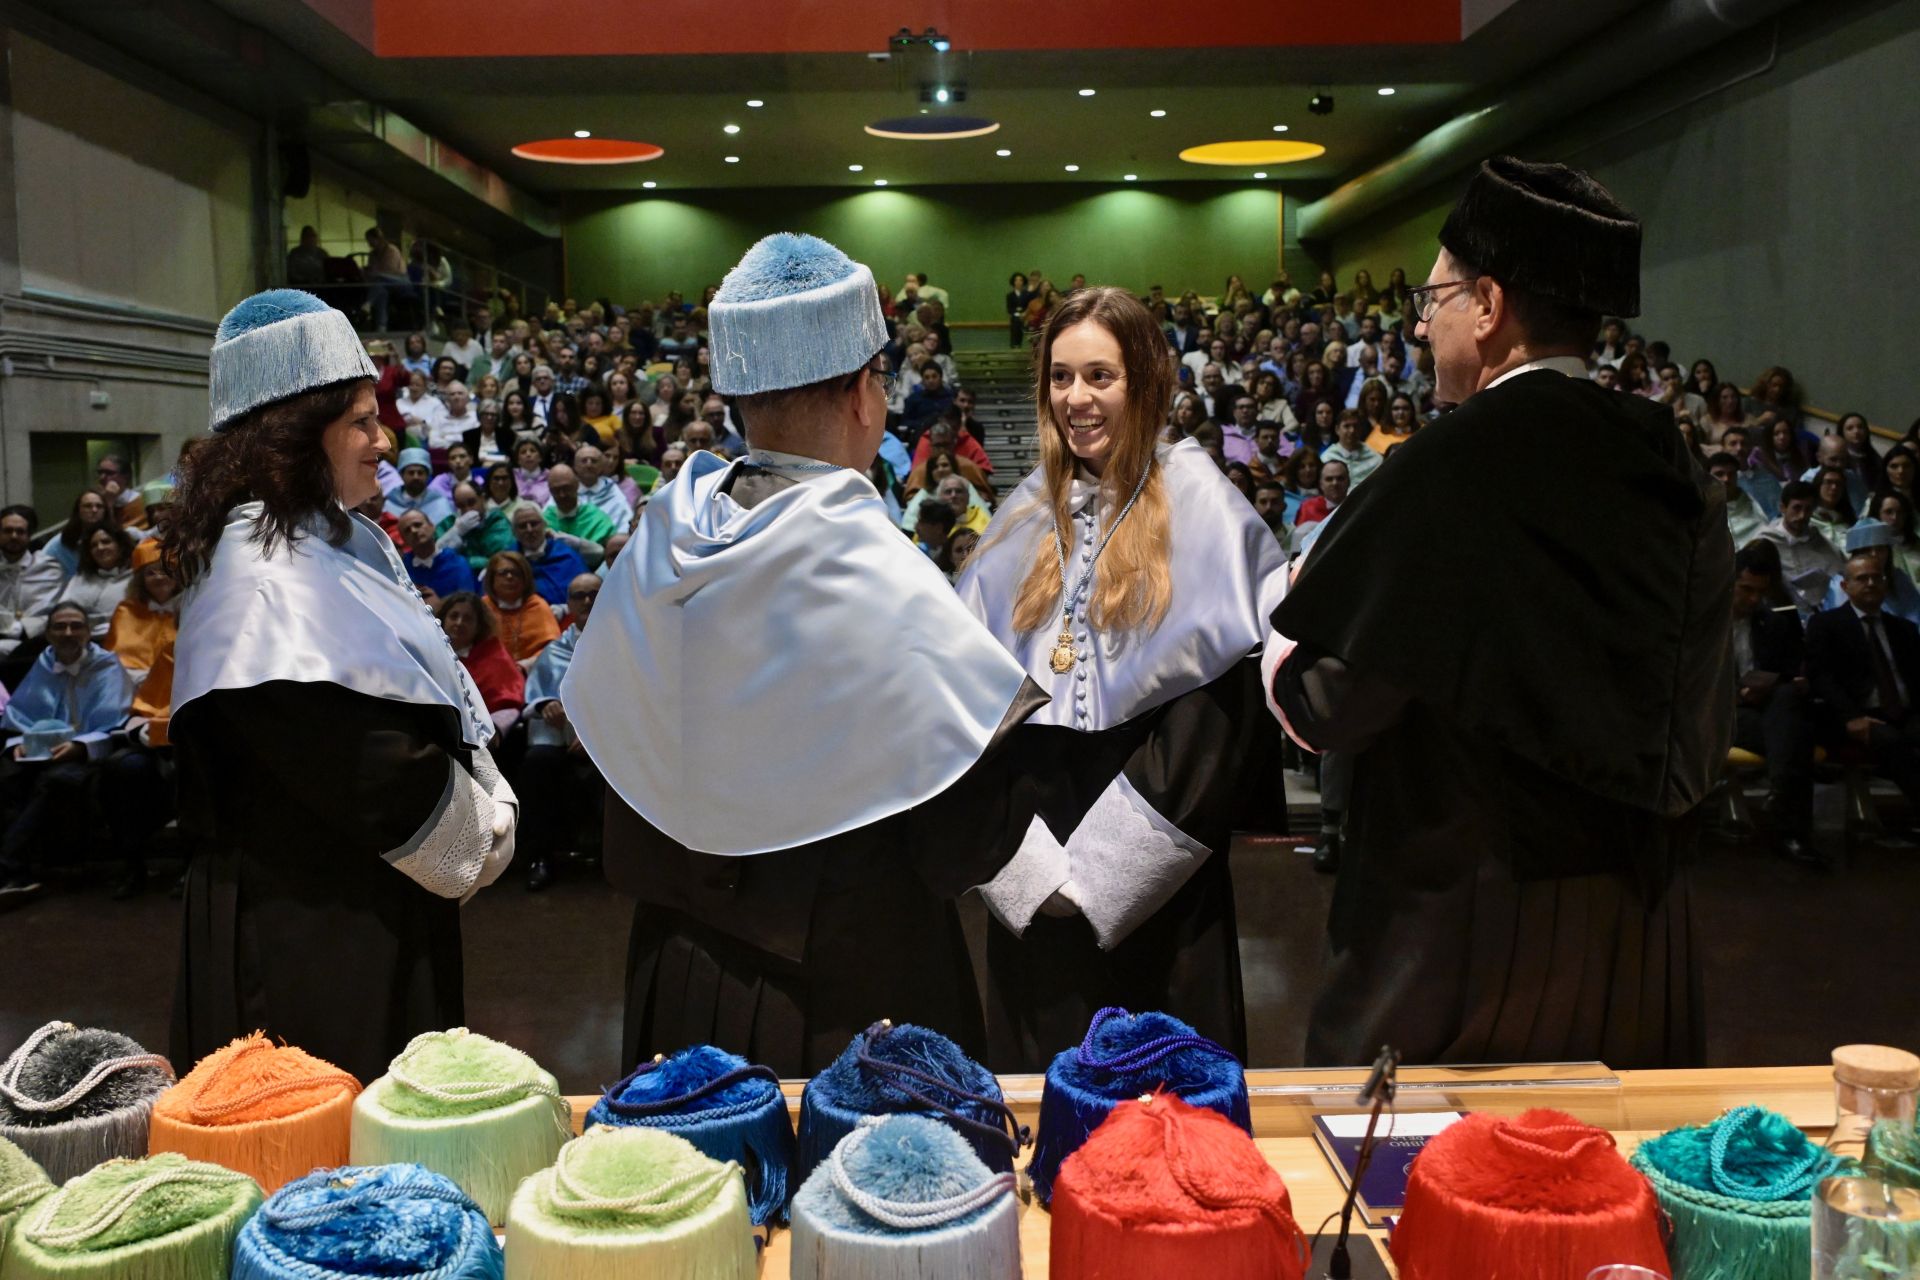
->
<box><xmin>166</xmin><ymin>379</ymin><xmax>374</xmax><ymax>586</ymax></box>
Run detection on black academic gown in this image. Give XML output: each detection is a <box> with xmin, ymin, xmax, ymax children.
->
<box><xmin>982</xmin><ymin>657</ymin><xmax>1278</xmax><ymax>1071</ymax></box>
<box><xmin>171</xmin><ymin>681</ymin><xmax>468</xmax><ymax>1084</ymax></box>
<box><xmin>1272</xmin><ymin>370</ymin><xmax>1733</xmax><ymax>1069</ymax></box>
<box><xmin>606</xmin><ymin>681</ymin><xmax>1095</xmax><ymax>1077</ymax></box>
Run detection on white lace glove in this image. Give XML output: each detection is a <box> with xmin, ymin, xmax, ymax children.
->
<box><xmin>463</xmin><ymin>762</ymin><xmax>518</xmax><ymax>904</ymax></box>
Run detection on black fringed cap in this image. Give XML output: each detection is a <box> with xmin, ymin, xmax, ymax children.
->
<box><xmin>1438</xmin><ymin>156</ymin><xmax>1642</xmax><ymax>318</ymax></box>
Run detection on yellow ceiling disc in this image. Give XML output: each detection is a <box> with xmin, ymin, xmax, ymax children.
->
<box><xmin>1177</xmin><ymin>140</ymin><xmax>1326</xmax><ymax>166</ymax></box>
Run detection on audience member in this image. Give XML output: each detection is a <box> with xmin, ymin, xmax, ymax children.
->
<box><xmin>542</xmin><ymin>463</ymin><xmax>616</xmax><ymax>551</ymax></box>
<box><xmin>509</xmin><ymin>501</ymin><xmax>592</xmax><ymax>600</ymax></box>
<box><xmin>1321</xmin><ymin>410</ymin><xmax>1383</xmax><ymax>487</ymax></box>
<box><xmin>54</xmin><ymin>526</ymin><xmax>134</xmax><ymax>641</ymax></box>
<box><xmin>516</xmin><ymin>572</ymin><xmax>605</xmax><ymax>892</ymax></box>
<box><xmin>1252</xmin><ymin>478</ymin><xmax>1290</xmax><ymax>548</ymax></box>
<box><xmin>902</xmin><ymin>363</ymin><xmax>956</xmax><ymax>434</ymax></box>
<box><xmin>1710</xmin><ymin>451</ymin><xmax>1766</xmax><ymax>547</ymax></box>
<box><xmin>102</xmin><ymin>540</ymin><xmax>177</xmax><ymax>683</ymax></box>
<box><xmin>384</xmin><ymin>448</ymin><xmax>455</xmax><ymax>524</ymax></box>
<box><xmin>572</xmin><ymin>446</ymin><xmax>635</xmax><ymax>529</ymax></box>
<box><xmin>427</xmin><ymin>442</ymin><xmax>480</xmax><ymax>502</ymax></box>
<box><xmin>49</xmin><ymin>489</ymin><xmax>117</xmax><ymax>577</ymax></box>
<box><xmin>0</xmin><ymin>505</ymin><xmax>62</xmax><ymax>681</ymax></box>
<box><xmin>1729</xmin><ymin>543</ymin><xmax>1818</xmax><ymax>865</ymax></box>
<box><xmin>1806</xmin><ymin>552</ymin><xmax>1920</xmax><ymax>824</ymax></box>
<box><xmin>0</xmin><ymin>601</ymin><xmax>133</xmax><ymax>906</ymax></box>
<box><xmin>1757</xmin><ymin>480</ymin><xmax>1845</xmax><ymax>615</ymax></box>
<box><xmin>483</xmin><ymin>548</ymin><xmax>561</xmax><ymax>666</ymax></box>
<box><xmin>398</xmin><ymin>508</ymin><xmax>478</xmax><ymax>598</ymax></box>
<box><xmin>436</xmin><ymin>590</ymin><xmax>524</xmax><ymax>742</ymax></box>
<box><xmin>1295</xmin><ymin>457</ymin><xmax>1351</xmax><ymax>532</ymax></box>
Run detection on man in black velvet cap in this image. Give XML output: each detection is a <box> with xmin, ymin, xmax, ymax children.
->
<box><xmin>1268</xmin><ymin>156</ymin><xmax>1733</xmax><ymax>1069</ymax></box>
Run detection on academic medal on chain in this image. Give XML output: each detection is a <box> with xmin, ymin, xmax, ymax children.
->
<box><xmin>1050</xmin><ymin>624</ymin><xmax>1077</xmax><ymax>675</ymax></box>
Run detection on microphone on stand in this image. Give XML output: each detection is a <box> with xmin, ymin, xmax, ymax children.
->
<box><xmin>1327</xmin><ymin>1044</ymin><xmax>1400</xmax><ymax>1280</ymax></box>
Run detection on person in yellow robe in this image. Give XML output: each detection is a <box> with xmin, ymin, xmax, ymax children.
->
<box><xmin>104</xmin><ymin>539</ymin><xmax>179</xmax><ymax>684</ymax></box>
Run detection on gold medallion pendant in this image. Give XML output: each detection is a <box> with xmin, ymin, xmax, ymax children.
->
<box><xmin>1049</xmin><ymin>628</ymin><xmax>1076</xmax><ymax>675</ymax></box>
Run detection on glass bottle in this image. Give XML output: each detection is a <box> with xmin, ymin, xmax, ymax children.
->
<box><xmin>1826</xmin><ymin>1044</ymin><xmax>1920</xmax><ymax>1163</ymax></box>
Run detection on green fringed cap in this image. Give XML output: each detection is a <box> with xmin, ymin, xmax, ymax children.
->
<box><xmin>505</xmin><ymin>1127</ymin><xmax>756</xmax><ymax>1278</ymax></box>
<box><xmin>1630</xmin><ymin>1105</ymin><xmax>1852</xmax><ymax>1280</ymax></box>
<box><xmin>349</xmin><ymin>1028</ymin><xmax>570</xmax><ymax>1228</ymax></box>
<box><xmin>7</xmin><ymin>1152</ymin><xmax>262</xmax><ymax>1277</ymax></box>
<box><xmin>1871</xmin><ymin>1121</ymin><xmax>1920</xmax><ymax>1191</ymax></box>
<box><xmin>0</xmin><ymin>1133</ymin><xmax>54</xmax><ymax>1248</ymax></box>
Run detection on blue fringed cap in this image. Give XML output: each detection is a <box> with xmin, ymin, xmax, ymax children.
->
<box><xmin>797</xmin><ymin>1022</ymin><xmax>1025</xmax><ymax>1187</ymax></box>
<box><xmin>1030</xmin><ymin>1007</ymin><xmax>1250</xmax><ymax>1206</ymax></box>
<box><xmin>707</xmin><ymin>233</ymin><xmax>888</xmax><ymax>396</ymax></box>
<box><xmin>210</xmin><ymin>289</ymin><xmax>377</xmax><ymax>431</ymax></box>
<box><xmin>233</xmin><ymin>1164</ymin><xmax>503</xmax><ymax>1280</ymax></box>
<box><xmin>584</xmin><ymin>1045</ymin><xmax>796</xmax><ymax>1227</ymax></box>
<box><xmin>789</xmin><ymin>1115</ymin><xmax>1019</xmax><ymax>1280</ymax></box>
<box><xmin>1847</xmin><ymin>518</ymin><xmax>1894</xmax><ymax>553</ymax></box>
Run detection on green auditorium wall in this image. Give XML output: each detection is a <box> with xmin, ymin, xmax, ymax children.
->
<box><xmin>562</xmin><ymin>184</ymin><xmax>1298</xmax><ymax>328</ymax></box>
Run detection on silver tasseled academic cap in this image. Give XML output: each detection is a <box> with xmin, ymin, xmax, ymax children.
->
<box><xmin>708</xmin><ymin>233</ymin><xmax>889</xmax><ymax>396</ymax></box>
<box><xmin>208</xmin><ymin>289</ymin><xmax>377</xmax><ymax>431</ymax></box>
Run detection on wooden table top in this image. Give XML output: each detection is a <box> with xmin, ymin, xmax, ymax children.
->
<box><xmin>564</xmin><ymin>1062</ymin><xmax>1837</xmax><ymax>1277</ymax></box>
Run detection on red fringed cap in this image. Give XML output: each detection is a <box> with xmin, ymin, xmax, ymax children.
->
<box><xmin>1392</xmin><ymin>1108</ymin><xmax>1670</xmax><ymax>1280</ymax></box>
<box><xmin>1049</xmin><ymin>1093</ymin><xmax>1307</xmax><ymax>1280</ymax></box>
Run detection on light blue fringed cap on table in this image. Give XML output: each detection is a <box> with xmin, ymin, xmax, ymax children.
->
<box><xmin>584</xmin><ymin>1044</ymin><xmax>796</xmax><ymax>1228</ymax></box>
<box><xmin>1029</xmin><ymin>1006</ymin><xmax>1252</xmax><ymax>1207</ymax></box>
<box><xmin>707</xmin><ymin>232</ymin><xmax>889</xmax><ymax>396</ymax></box>
<box><xmin>796</xmin><ymin>1022</ymin><xmax>1027</xmax><ymax>1189</ymax></box>
<box><xmin>232</xmin><ymin>1163</ymin><xmax>504</xmax><ymax>1280</ymax></box>
<box><xmin>789</xmin><ymin>1114</ymin><xmax>1020</xmax><ymax>1280</ymax></box>
<box><xmin>209</xmin><ymin>288</ymin><xmax>377</xmax><ymax>432</ymax></box>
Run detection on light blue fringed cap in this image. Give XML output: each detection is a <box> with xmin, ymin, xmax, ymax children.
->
<box><xmin>1847</xmin><ymin>518</ymin><xmax>1894</xmax><ymax>553</ymax></box>
<box><xmin>707</xmin><ymin>233</ymin><xmax>889</xmax><ymax>396</ymax></box>
<box><xmin>232</xmin><ymin>1163</ymin><xmax>503</xmax><ymax>1280</ymax></box>
<box><xmin>210</xmin><ymin>289</ymin><xmax>377</xmax><ymax>432</ymax></box>
<box><xmin>1030</xmin><ymin>1007</ymin><xmax>1251</xmax><ymax>1207</ymax></box>
<box><xmin>788</xmin><ymin>1115</ymin><xmax>1019</xmax><ymax>1280</ymax></box>
<box><xmin>584</xmin><ymin>1045</ymin><xmax>796</xmax><ymax>1227</ymax></box>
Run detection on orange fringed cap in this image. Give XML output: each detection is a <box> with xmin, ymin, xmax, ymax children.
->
<box><xmin>1392</xmin><ymin>1108</ymin><xmax>1669</xmax><ymax>1280</ymax></box>
<box><xmin>147</xmin><ymin>1033</ymin><xmax>360</xmax><ymax>1193</ymax></box>
<box><xmin>1050</xmin><ymin>1092</ymin><xmax>1307</xmax><ymax>1280</ymax></box>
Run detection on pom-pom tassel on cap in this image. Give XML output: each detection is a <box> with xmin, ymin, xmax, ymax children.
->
<box><xmin>1031</xmin><ymin>1006</ymin><xmax>1250</xmax><ymax>1207</ymax></box>
<box><xmin>349</xmin><ymin>1027</ymin><xmax>571</xmax><ymax>1228</ymax></box>
<box><xmin>1393</xmin><ymin>1108</ymin><xmax>1669</xmax><ymax>1280</ymax></box>
<box><xmin>148</xmin><ymin>1032</ymin><xmax>358</xmax><ymax>1195</ymax></box>
<box><xmin>1630</xmin><ymin>1104</ymin><xmax>1849</xmax><ymax>1280</ymax></box>
<box><xmin>5</xmin><ymin>1151</ymin><xmax>264</xmax><ymax>1280</ymax></box>
<box><xmin>797</xmin><ymin>1021</ymin><xmax>1026</xmax><ymax>1187</ymax></box>
<box><xmin>1050</xmin><ymin>1092</ymin><xmax>1307</xmax><ymax>1280</ymax></box>
<box><xmin>232</xmin><ymin>1163</ymin><xmax>504</xmax><ymax>1280</ymax></box>
<box><xmin>789</xmin><ymin>1114</ymin><xmax>1019</xmax><ymax>1280</ymax></box>
<box><xmin>503</xmin><ymin>1125</ymin><xmax>756</xmax><ymax>1280</ymax></box>
<box><xmin>584</xmin><ymin>1044</ymin><xmax>795</xmax><ymax>1227</ymax></box>
<box><xmin>0</xmin><ymin>1020</ymin><xmax>176</xmax><ymax>1186</ymax></box>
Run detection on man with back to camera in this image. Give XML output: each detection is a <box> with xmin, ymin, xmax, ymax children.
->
<box><xmin>1268</xmin><ymin>156</ymin><xmax>1732</xmax><ymax>1068</ymax></box>
<box><xmin>563</xmin><ymin>233</ymin><xmax>1101</xmax><ymax>1074</ymax></box>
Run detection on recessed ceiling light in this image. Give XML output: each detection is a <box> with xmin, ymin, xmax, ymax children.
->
<box><xmin>1078</xmin><ymin>88</ymin><xmax>1096</xmax><ymax>97</ymax></box>
<box><xmin>1124</xmin><ymin>174</ymin><xmax>1138</xmax><ymax>181</ymax></box>
<box><xmin>873</xmin><ymin>178</ymin><xmax>888</xmax><ymax>186</ymax></box>
<box><xmin>573</xmin><ymin>129</ymin><xmax>591</xmax><ymax>138</ymax></box>
<box><xmin>1150</xmin><ymin>109</ymin><xmax>1166</xmax><ymax>118</ymax></box>
<box><xmin>1254</xmin><ymin>172</ymin><xmax>1268</xmax><ymax>179</ymax></box>
<box><xmin>849</xmin><ymin>164</ymin><xmax>864</xmax><ymax>172</ymax></box>
<box><xmin>642</xmin><ymin>180</ymin><xmax>656</xmax><ymax>188</ymax></box>
<box><xmin>1272</xmin><ymin>124</ymin><xmax>1290</xmax><ymax>133</ymax></box>
<box><xmin>724</xmin><ymin>155</ymin><xmax>740</xmax><ymax>163</ymax></box>
<box><xmin>746</xmin><ymin>99</ymin><xmax>764</xmax><ymax>108</ymax></box>
<box><xmin>1378</xmin><ymin>87</ymin><xmax>1396</xmax><ymax>96</ymax></box>
<box><xmin>1064</xmin><ymin>164</ymin><xmax>1079</xmax><ymax>172</ymax></box>
<box><xmin>723</xmin><ymin>124</ymin><xmax>740</xmax><ymax>134</ymax></box>
<box><xmin>934</xmin><ymin>87</ymin><xmax>950</xmax><ymax>103</ymax></box>
<box><xmin>995</xmin><ymin>148</ymin><xmax>1011</xmax><ymax>157</ymax></box>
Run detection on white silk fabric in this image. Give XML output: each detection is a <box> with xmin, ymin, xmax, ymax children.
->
<box><xmin>956</xmin><ymin>438</ymin><xmax>1290</xmax><ymax>732</ymax></box>
<box><xmin>564</xmin><ymin>449</ymin><xmax>1031</xmax><ymax>856</ymax></box>
<box><xmin>174</xmin><ymin>502</ymin><xmax>495</xmax><ymax>749</ymax></box>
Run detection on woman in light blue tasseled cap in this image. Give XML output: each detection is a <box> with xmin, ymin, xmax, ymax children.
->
<box><xmin>167</xmin><ymin>289</ymin><xmax>516</xmax><ymax>1084</ymax></box>
<box><xmin>566</xmin><ymin>233</ymin><xmax>1104</xmax><ymax>1075</ymax></box>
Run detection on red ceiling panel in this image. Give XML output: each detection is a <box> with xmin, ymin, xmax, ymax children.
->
<box><xmin>370</xmin><ymin>0</ymin><xmax>1459</xmax><ymax>58</ymax></box>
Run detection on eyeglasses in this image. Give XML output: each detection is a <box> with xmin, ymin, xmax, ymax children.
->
<box><xmin>852</xmin><ymin>361</ymin><xmax>896</xmax><ymax>398</ymax></box>
<box><xmin>1406</xmin><ymin>278</ymin><xmax>1482</xmax><ymax>323</ymax></box>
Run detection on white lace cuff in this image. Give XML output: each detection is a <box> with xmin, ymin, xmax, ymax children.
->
<box><xmin>978</xmin><ymin>817</ymin><xmax>1072</xmax><ymax>938</ymax></box>
<box><xmin>384</xmin><ymin>757</ymin><xmax>494</xmax><ymax>899</ymax></box>
<box><xmin>1059</xmin><ymin>775</ymin><xmax>1213</xmax><ymax>950</ymax></box>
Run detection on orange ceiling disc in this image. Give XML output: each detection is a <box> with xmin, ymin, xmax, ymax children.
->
<box><xmin>511</xmin><ymin>138</ymin><xmax>665</xmax><ymax>164</ymax></box>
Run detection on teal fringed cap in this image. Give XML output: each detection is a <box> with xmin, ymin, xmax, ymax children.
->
<box><xmin>1630</xmin><ymin>1105</ymin><xmax>1853</xmax><ymax>1280</ymax></box>
<box><xmin>349</xmin><ymin>1028</ymin><xmax>571</xmax><ymax>1228</ymax></box>
<box><xmin>5</xmin><ymin>1152</ymin><xmax>263</xmax><ymax>1279</ymax></box>
<box><xmin>232</xmin><ymin>1164</ymin><xmax>504</xmax><ymax>1280</ymax></box>
<box><xmin>1871</xmin><ymin>1120</ymin><xmax>1920</xmax><ymax>1191</ymax></box>
<box><xmin>209</xmin><ymin>289</ymin><xmax>376</xmax><ymax>431</ymax></box>
<box><xmin>788</xmin><ymin>1114</ymin><xmax>1020</xmax><ymax>1280</ymax></box>
<box><xmin>502</xmin><ymin>1125</ymin><xmax>757</xmax><ymax>1279</ymax></box>
<box><xmin>0</xmin><ymin>1133</ymin><xmax>54</xmax><ymax>1252</ymax></box>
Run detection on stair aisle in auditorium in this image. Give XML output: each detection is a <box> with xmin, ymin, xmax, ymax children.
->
<box><xmin>954</xmin><ymin>348</ymin><xmax>1039</xmax><ymax>485</ymax></box>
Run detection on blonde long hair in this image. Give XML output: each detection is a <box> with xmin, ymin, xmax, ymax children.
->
<box><xmin>1001</xmin><ymin>287</ymin><xmax>1173</xmax><ymax>635</ymax></box>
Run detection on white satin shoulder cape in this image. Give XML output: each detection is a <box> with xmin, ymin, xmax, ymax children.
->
<box><xmin>563</xmin><ymin>449</ymin><xmax>1031</xmax><ymax>856</ymax></box>
<box><xmin>955</xmin><ymin>438</ymin><xmax>1289</xmax><ymax>732</ymax></box>
<box><xmin>174</xmin><ymin>502</ymin><xmax>495</xmax><ymax>750</ymax></box>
